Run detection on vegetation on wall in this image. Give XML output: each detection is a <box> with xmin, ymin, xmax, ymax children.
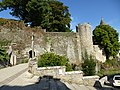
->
<box><xmin>0</xmin><ymin>39</ymin><xmax>11</xmax><ymax>67</ymax></box>
<box><xmin>0</xmin><ymin>47</ymin><xmax>10</xmax><ymax>67</ymax></box>
<box><xmin>82</xmin><ymin>52</ymin><xmax>96</xmax><ymax>76</ymax></box>
<box><xmin>0</xmin><ymin>39</ymin><xmax>11</xmax><ymax>47</ymax></box>
<box><xmin>37</xmin><ymin>52</ymin><xmax>73</xmax><ymax>71</ymax></box>
<box><xmin>0</xmin><ymin>0</ymin><xmax>71</xmax><ymax>32</ymax></box>
<box><xmin>93</xmin><ymin>24</ymin><xmax>120</xmax><ymax>59</ymax></box>
<box><xmin>0</xmin><ymin>18</ymin><xmax>7</xmax><ymax>25</ymax></box>
<box><xmin>98</xmin><ymin>59</ymin><xmax>120</xmax><ymax>77</ymax></box>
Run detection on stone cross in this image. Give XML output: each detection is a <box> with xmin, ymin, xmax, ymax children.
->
<box><xmin>31</xmin><ymin>32</ymin><xmax>34</xmax><ymax>59</ymax></box>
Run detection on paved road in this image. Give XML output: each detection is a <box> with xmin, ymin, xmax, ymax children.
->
<box><xmin>0</xmin><ymin>63</ymin><xmax>28</xmax><ymax>86</ymax></box>
<box><xmin>1</xmin><ymin>63</ymin><xmax>118</xmax><ymax>90</ymax></box>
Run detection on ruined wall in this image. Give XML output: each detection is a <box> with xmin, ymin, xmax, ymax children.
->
<box><xmin>0</xmin><ymin>19</ymin><xmax>106</xmax><ymax>64</ymax></box>
<box><xmin>93</xmin><ymin>45</ymin><xmax>106</xmax><ymax>62</ymax></box>
<box><xmin>0</xmin><ymin>26</ymin><xmax>82</xmax><ymax>64</ymax></box>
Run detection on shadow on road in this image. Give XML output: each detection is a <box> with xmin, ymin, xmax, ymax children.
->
<box><xmin>0</xmin><ymin>75</ymin><xmax>71</xmax><ymax>90</ymax></box>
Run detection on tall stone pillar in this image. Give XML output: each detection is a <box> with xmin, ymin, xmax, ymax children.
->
<box><xmin>28</xmin><ymin>32</ymin><xmax>37</xmax><ymax>74</ymax></box>
<box><xmin>31</xmin><ymin>32</ymin><xmax>34</xmax><ymax>58</ymax></box>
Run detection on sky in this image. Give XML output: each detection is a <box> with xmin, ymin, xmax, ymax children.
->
<box><xmin>59</xmin><ymin>0</ymin><xmax>120</xmax><ymax>32</ymax></box>
<box><xmin>0</xmin><ymin>0</ymin><xmax>120</xmax><ymax>33</ymax></box>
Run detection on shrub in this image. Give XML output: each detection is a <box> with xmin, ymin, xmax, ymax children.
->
<box><xmin>0</xmin><ymin>47</ymin><xmax>10</xmax><ymax>66</ymax></box>
<box><xmin>98</xmin><ymin>59</ymin><xmax>120</xmax><ymax>76</ymax></box>
<box><xmin>37</xmin><ymin>52</ymin><xmax>73</xmax><ymax>71</ymax></box>
<box><xmin>0</xmin><ymin>18</ymin><xmax>7</xmax><ymax>25</ymax></box>
<box><xmin>82</xmin><ymin>52</ymin><xmax>96</xmax><ymax>76</ymax></box>
<box><xmin>0</xmin><ymin>39</ymin><xmax>11</xmax><ymax>67</ymax></box>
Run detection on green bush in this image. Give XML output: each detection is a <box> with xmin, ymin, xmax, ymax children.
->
<box><xmin>0</xmin><ymin>47</ymin><xmax>10</xmax><ymax>66</ymax></box>
<box><xmin>37</xmin><ymin>52</ymin><xmax>73</xmax><ymax>71</ymax></box>
<box><xmin>82</xmin><ymin>52</ymin><xmax>96</xmax><ymax>76</ymax></box>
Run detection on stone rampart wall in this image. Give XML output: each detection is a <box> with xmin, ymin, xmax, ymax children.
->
<box><xmin>0</xmin><ymin>20</ymin><xmax>106</xmax><ymax>64</ymax></box>
<box><xmin>0</xmin><ymin>27</ymin><xmax>82</xmax><ymax>64</ymax></box>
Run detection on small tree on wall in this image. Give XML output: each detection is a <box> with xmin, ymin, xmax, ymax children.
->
<box><xmin>37</xmin><ymin>52</ymin><xmax>73</xmax><ymax>71</ymax></box>
<box><xmin>82</xmin><ymin>52</ymin><xmax>96</xmax><ymax>76</ymax></box>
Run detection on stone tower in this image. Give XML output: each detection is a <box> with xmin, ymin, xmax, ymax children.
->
<box><xmin>77</xmin><ymin>23</ymin><xmax>93</xmax><ymax>57</ymax></box>
<box><xmin>100</xmin><ymin>18</ymin><xmax>107</xmax><ymax>25</ymax></box>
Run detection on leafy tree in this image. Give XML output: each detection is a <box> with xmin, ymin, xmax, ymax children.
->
<box><xmin>82</xmin><ymin>51</ymin><xmax>96</xmax><ymax>76</ymax></box>
<box><xmin>47</xmin><ymin>1</ymin><xmax>71</xmax><ymax>32</ymax></box>
<box><xmin>93</xmin><ymin>25</ymin><xmax>120</xmax><ymax>59</ymax></box>
<box><xmin>37</xmin><ymin>52</ymin><xmax>73</xmax><ymax>71</ymax></box>
<box><xmin>0</xmin><ymin>0</ymin><xmax>71</xmax><ymax>32</ymax></box>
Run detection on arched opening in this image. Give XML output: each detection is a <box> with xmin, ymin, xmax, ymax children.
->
<box><xmin>29</xmin><ymin>50</ymin><xmax>35</xmax><ymax>58</ymax></box>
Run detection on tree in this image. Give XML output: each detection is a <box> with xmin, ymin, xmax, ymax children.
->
<box><xmin>93</xmin><ymin>24</ymin><xmax>120</xmax><ymax>59</ymax></box>
<box><xmin>47</xmin><ymin>1</ymin><xmax>71</xmax><ymax>32</ymax></box>
<box><xmin>0</xmin><ymin>0</ymin><xmax>71</xmax><ymax>32</ymax></box>
<box><xmin>37</xmin><ymin>52</ymin><xmax>73</xmax><ymax>71</ymax></box>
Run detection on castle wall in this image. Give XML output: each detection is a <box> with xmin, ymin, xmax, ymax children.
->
<box><xmin>93</xmin><ymin>45</ymin><xmax>106</xmax><ymax>62</ymax></box>
<box><xmin>0</xmin><ymin>27</ymin><xmax>82</xmax><ymax>64</ymax></box>
<box><xmin>0</xmin><ymin>22</ymin><xmax>106</xmax><ymax>64</ymax></box>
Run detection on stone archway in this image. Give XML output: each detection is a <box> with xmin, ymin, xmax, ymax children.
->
<box><xmin>29</xmin><ymin>50</ymin><xmax>35</xmax><ymax>58</ymax></box>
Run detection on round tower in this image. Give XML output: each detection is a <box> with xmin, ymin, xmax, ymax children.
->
<box><xmin>77</xmin><ymin>23</ymin><xmax>93</xmax><ymax>56</ymax></box>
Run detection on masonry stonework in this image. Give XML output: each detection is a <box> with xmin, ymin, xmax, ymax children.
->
<box><xmin>0</xmin><ymin>20</ymin><xmax>106</xmax><ymax>65</ymax></box>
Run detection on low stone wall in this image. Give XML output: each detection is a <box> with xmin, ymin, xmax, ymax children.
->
<box><xmin>33</xmin><ymin>66</ymin><xmax>99</xmax><ymax>86</ymax></box>
<box><xmin>36</xmin><ymin>66</ymin><xmax>66</xmax><ymax>77</ymax></box>
<box><xmin>60</xmin><ymin>71</ymin><xmax>83</xmax><ymax>84</ymax></box>
<box><xmin>83</xmin><ymin>76</ymin><xmax>99</xmax><ymax>86</ymax></box>
<box><xmin>35</xmin><ymin>66</ymin><xmax>83</xmax><ymax>84</ymax></box>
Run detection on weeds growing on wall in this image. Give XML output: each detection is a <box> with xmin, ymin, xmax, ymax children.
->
<box><xmin>98</xmin><ymin>59</ymin><xmax>120</xmax><ymax>77</ymax></box>
<box><xmin>82</xmin><ymin>51</ymin><xmax>96</xmax><ymax>76</ymax></box>
<box><xmin>0</xmin><ymin>39</ymin><xmax>11</xmax><ymax>67</ymax></box>
<box><xmin>0</xmin><ymin>47</ymin><xmax>10</xmax><ymax>67</ymax></box>
<box><xmin>37</xmin><ymin>52</ymin><xmax>73</xmax><ymax>71</ymax></box>
<box><xmin>0</xmin><ymin>39</ymin><xmax>11</xmax><ymax>47</ymax></box>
